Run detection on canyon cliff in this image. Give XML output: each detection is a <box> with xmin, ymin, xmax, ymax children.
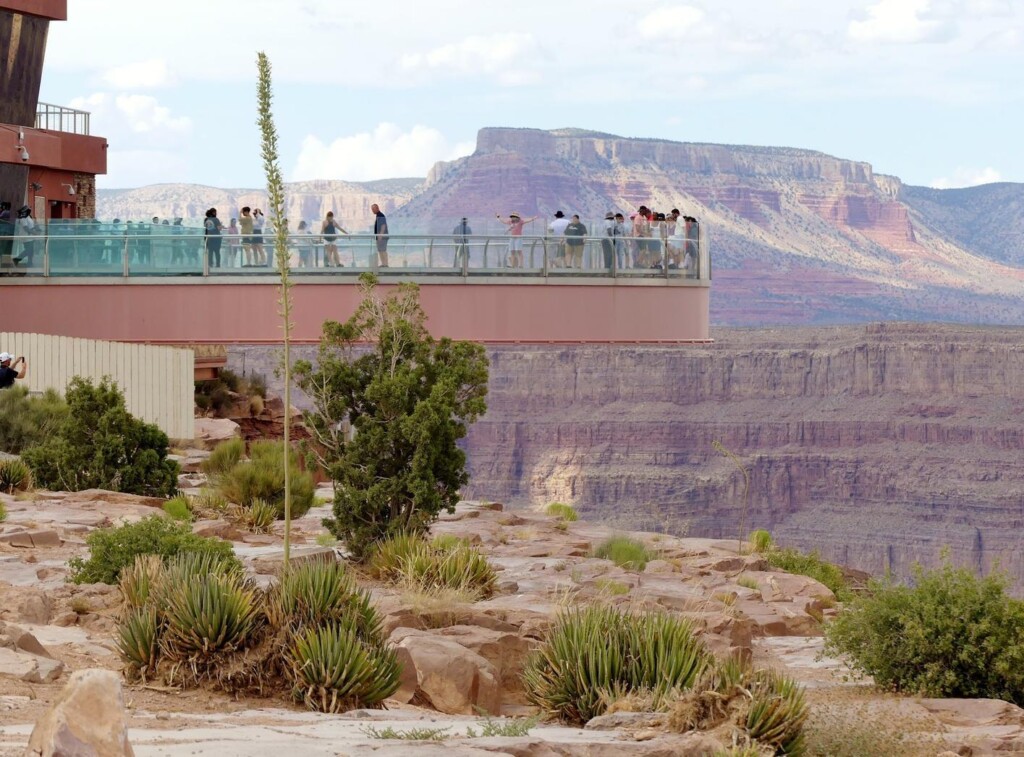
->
<box><xmin>231</xmin><ymin>323</ymin><xmax>1024</xmax><ymax>591</ymax></box>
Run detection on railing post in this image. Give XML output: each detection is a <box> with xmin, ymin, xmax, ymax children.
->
<box><xmin>483</xmin><ymin>240</ymin><xmax>489</xmax><ymax>269</ymax></box>
<box><xmin>611</xmin><ymin>236</ymin><xmax>617</xmax><ymax>279</ymax></box>
<box><xmin>121</xmin><ymin>234</ymin><xmax>130</xmax><ymax>278</ymax></box>
<box><xmin>42</xmin><ymin>234</ymin><xmax>50</xmax><ymax>277</ymax></box>
<box><xmin>542</xmin><ymin>237</ymin><xmax>549</xmax><ymax>277</ymax></box>
<box><xmin>461</xmin><ymin>239</ymin><xmax>469</xmax><ymax>278</ymax></box>
<box><xmin>428</xmin><ymin>238</ymin><xmax>433</xmax><ymax>268</ymax></box>
<box><xmin>202</xmin><ymin>238</ymin><xmax>210</xmax><ymax>277</ymax></box>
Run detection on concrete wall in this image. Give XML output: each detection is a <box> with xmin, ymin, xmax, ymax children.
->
<box><xmin>0</xmin><ymin>332</ymin><xmax>195</xmax><ymax>439</ymax></box>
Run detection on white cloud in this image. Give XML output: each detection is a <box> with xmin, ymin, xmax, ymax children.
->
<box><xmin>849</xmin><ymin>0</ymin><xmax>952</xmax><ymax>43</ymax></box>
<box><xmin>930</xmin><ymin>166</ymin><xmax>1003</xmax><ymax>188</ymax></box>
<box><xmin>292</xmin><ymin>123</ymin><xmax>474</xmax><ymax>182</ymax></box>
<box><xmin>637</xmin><ymin>5</ymin><xmax>708</xmax><ymax>40</ymax></box>
<box><xmin>69</xmin><ymin>93</ymin><xmax>192</xmax><ymax>136</ymax></box>
<box><xmin>99</xmin><ymin>59</ymin><xmax>176</xmax><ymax>90</ymax></box>
<box><xmin>398</xmin><ymin>33</ymin><xmax>539</xmax><ymax>85</ymax></box>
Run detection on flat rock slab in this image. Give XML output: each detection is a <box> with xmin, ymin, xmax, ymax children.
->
<box><xmin>0</xmin><ymin>529</ymin><xmax>61</xmax><ymax>548</ymax></box>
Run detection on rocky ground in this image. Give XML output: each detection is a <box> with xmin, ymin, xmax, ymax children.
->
<box><xmin>3</xmin><ymin>443</ymin><xmax>1024</xmax><ymax>754</ymax></box>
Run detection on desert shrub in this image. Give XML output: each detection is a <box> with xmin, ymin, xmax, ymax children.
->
<box><xmin>192</xmin><ymin>489</ymin><xmax>228</xmax><ymax>513</ymax></box>
<box><xmin>288</xmin><ymin>623</ymin><xmax>402</xmax><ymax>713</ymax></box>
<box><xmin>737</xmin><ymin>576</ymin><xmax>761</xmax><ymax>591</ymax></box>
<box><xmin>766</xmin><ymin>548</ymin><xmax>851</xmax><ymax>601</ymax></box>
<box><xmin>23</xmin><ymin>377</ymin><xmax>179</xmax><ymax>497</ymax></box>
<box><xmin>748</xmin><ymin>529</ymin><xmax>774</xmax><ymax>553</ymax></box>
<box><xmin>369</xmin><ymin>533</ymin><xmax>496</xmax><ymax>597</ymax></box>
<box><xmin>162</xmin><ymin>495</ymin><xmax>193</xmax><ymax>522</ymax></box>
<box><xmin>545</xmin><ymin>502</ymin><xmax>579</xmax><ymax>522</ymax></box>
<box><xmin>0</xmin><ymin>386</ymin><xmax>68</xmax><ymax>454</ymax></box>
<box><xmin>202</xmin><ymin>437</ymin><xmax>244</xmax><ymax>476</ymax></box>
<box><xmin>194</xmin><ymin>393</ymin><xmax>212</xmax><ymax>413</ymax></box>
<box><xmin>219</xmin><ymin>369</ymin><xmax>242</xmax><ymax>393</ymax></box>
<box><xmin>0</xmin><ymin>458</ymin><xmax>33</xmax><ymax>494</ymax></box>
<box><xmin>67</xmin><ymin>515</ymin><xmax>240</xmax><ymax>585</ymax></box>
<box><xmin>245</xmin><ymin>372</ymin><xmax>268</xmax><ymax>398</ymax></box>
<box><xmin>0</xmin><ymin>500</ymin><xmax>6</xmax><ymax>522</ymax></box>
<box><xmin>214</xmin><ymin>440</ymin><xmax>314</xmax><ymax>520</ymax></box>
<box><xmin>670</xmin><ymin>657</ymin><xmax>807</xmax><ymax>756</ymax></box>
<box><xmin>119</xmin><ymin>554</ymin><xmax>165</xmax><ymax>609</ymax></box>
<box><xmin>248</xmin><ymin>395</ymin><xmax>265</xmax><ymax>416</ymax></box>
<box><xmin>368</xmin><ymin>532</ymin><xmax>430</xmax><ymax>580</ymax></box>
<box><xmin>523</xmin><ymin>605</ymin><xmax>711</xmax><ymax>724</ymax></box>
<box><xmin>824</xmin><ymin>560</ymin><xmax>1024</xmax><ymax>703</ymax></box>
<box><xmin>592</xmin><ymin>535</ymin><xmax>655</xmax><ymax>571</ymax></box>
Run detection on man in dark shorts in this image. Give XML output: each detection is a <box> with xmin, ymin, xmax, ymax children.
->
<box><xmin>0</xmin><ymin>352</ymin><xmax>27</xmax><ymax>389</ymax></box>
<box><xmin>372</xmin><ymin>203</ymin><xmax>389</xmax><ymax>267</ymax></box>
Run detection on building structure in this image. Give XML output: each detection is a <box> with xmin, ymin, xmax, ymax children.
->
<box><xmin>0</xmin><ymin>0</ymin><xmax>107</xmax><ymax>220</ymax></box>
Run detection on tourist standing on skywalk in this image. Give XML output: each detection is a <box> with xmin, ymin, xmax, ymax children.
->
<box><xmin>371</xmin><ymin>204</ymin><xmax>389</xmax><ymax>268</ymax></box>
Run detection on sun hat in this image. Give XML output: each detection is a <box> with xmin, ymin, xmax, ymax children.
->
<box><xmin>0</xmin><ymin>353</ymin><xmax>12</xmax><ymax>363</ymax></box>
<box><xmin>509</xmin><ymin>212</ymin><xmax>521</xmax><ymax>218</ymax></box>
<box><xmin>605</xmin><ymin>212</ymin><xmax>614</xmax><ymax>220</ymax></box>
<box><xmin>554</xmin><ymin>211</ymin><xmax>564</xmax><ymax>218</ymax></box>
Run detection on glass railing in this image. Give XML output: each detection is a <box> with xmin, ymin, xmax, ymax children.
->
<box><xmin>0</xmin><ymin>228</ymin><xmax>710</xmax><ymax>281</ymax></box>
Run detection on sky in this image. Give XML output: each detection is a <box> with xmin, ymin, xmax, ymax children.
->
<box><xmin>38</xmin><ymin>0</ymin><xmax>1023</xmax><ymax>190</ymax></box>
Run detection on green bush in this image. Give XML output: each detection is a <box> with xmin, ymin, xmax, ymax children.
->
<box><xmin>214</xmin><ymin>440</ymin><xmax>314</xmax><ymax>520</ymax></box>
<box><xmin>67</xmin><ymin>515</ymin><xmax>241</xmax><ymax>585</ymax></box>
<box><xmin>523</xmin><ymin>605</ymin><xmax>711</xmax><ymax>724</ymax></box>
<box><xmin>0</xmin><ymin>458</ymin><xmax>33</xmax><ymax>494</ymax></box>
<box><xmin>288</xmin><ymin>622</ymin><xmax>402</xmax><ymax>713</ymax></box>
<box><xmin>824</xmin><ymin>560</ymin><xmax>1024</xmax><ymax>703</ymax></box>
<box><xmin>0</xmin><ymin>386</ymin><xmax>68</xmax><ymax>455</ymax></box>
<box><xmin>246</xmin><ymin>372</ymin><xmax>268</xmax><ymax>398</ymax></box>
<box><xmin>202</xmin><ymin>437</ymin><xmax>244</xmax><ymax>476</ymax></box>
<box><xmin>545</xmin><ymin>502</ymin><xmax>579</xmax><ymax>522</ymax></box>
<box><xmin>591</xmin><ymin>535</ymin><xmax>655</xmax><ymax>571</ymax></box>
<box><xmin>162</xmin><ymin>495</ymin><xmax>193</xmax><ymax>522</ymax></box>
<box><xmin>748</xmin><ymin>529</ymin><xmax>774</xmax><ymax>553</ymax></box>
<box><xmin>766</xmin><ymin>547</ymin><xmax>851</xmax><ymax>601</ymax></box>
<box><xmin>22</xmin><ymin>377</ymin><xmax>179</xmax><ymax>497</ymax></box>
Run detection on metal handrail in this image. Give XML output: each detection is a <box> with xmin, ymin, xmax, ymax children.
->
<box><xmin>35</xmin><ymin>102</ymin><xmax>91</xmax><ymax>136</ymax></box>
<box><xmin>0</xmin><ymin>230</ymin><xmax>708</xmax><ymax>282</ymax></box>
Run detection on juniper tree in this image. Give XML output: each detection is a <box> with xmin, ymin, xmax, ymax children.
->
<box><xmin>294</xmin><ymin>273</ymin><xmax>489</xmax><ymax>561</ymax></box>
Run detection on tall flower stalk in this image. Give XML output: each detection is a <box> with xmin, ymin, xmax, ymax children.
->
<box><xmin>256</xmin><ymin>51</ymin><xmax>294</xmax><ymax>568</ymax></box>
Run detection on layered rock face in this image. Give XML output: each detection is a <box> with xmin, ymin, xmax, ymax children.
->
<box><xmin>455</xmin><ymin>323</ymin><xmax>1024</xmax><ymax>590</ymax></box>
<box><xmin>97</xmin><ymin>178</ymin><xmax>422</xmax><ymax>231</ymax></box>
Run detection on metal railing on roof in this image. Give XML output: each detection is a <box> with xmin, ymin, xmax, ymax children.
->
<box><xmin>35</xmin><ymin>103</ymin><xmax>90</xmax><ymax>136</ymax></box>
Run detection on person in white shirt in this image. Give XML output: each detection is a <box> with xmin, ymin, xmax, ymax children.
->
<box><xmin>13</xmin><ymin>206</ymin><xmax>38</xmax><ymax>267</ymax></box>
<box><xmin>547</xmin><ymin>210</ymin><xmax>570</xmax><ymax>267</ymax></box>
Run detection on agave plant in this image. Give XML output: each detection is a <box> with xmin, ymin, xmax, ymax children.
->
<box><xmin>523</xmin><ymin>605</ymin><xmax>712</xmax><ymax>725</ymax></box>
<box><xmin>368</xmin><ymin>532</ymin><xmax>430</xmax><ymax>580</ymax></box>
<box><xmin>0</xmin><ymin>458</ymin><xmax>33</xmax><ymax>494</ymax></box>
<box><xmin>118</xmin><ymin>554</ymin><xmax>165</xmax><ymax>610</ymax></box>
<box><xmin>288</xmin><ymin>623</ymin><xmax>401</xmax><ymax>713</ymax></box>
<box><xmin>161</xmin><ymin>572</ymin><xmax>261</xmax><ymax>658</ymax></box>
<box><xmin>245</xmin><ymin>498</ymin><xmax>277</xmax><ymax>534</ymax></box>
<box><xmin>268</xmin><ymin>560</ymin><xmax>385</xmax><ymax>644</ymax></box>
<box><xmin>745</xmin><ymin>669</ymin><xmax>808</xmax><ymax>756</ymax></box>
<box><xmin>116</xmin><ymin>606</ymin><xmax>161</xmax><ymax>676</ymax></box>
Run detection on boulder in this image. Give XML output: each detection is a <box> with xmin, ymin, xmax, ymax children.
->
<box><xmin>16</xmin><ymin>589</ymin><xmax>51</xmax><ymax>625</ymax></box>
<box><xmin>0</xmin><ymin>647</ymin><xmax>63</xmax><ymax>683</ymax></box>
<box><xmin>390</xmin><ymin>628</ymin><xmax>502</xmax><ymax>715</ymax></box>
<box><xmin>436</xmin><ymin>625</ymin><xmax>538</xmax><ymax>688</ymax></box>
<box><xmin>194</xmin><ymin>418</ymin><xmax>241</xmax><ymax>450</ymax></box>
<box><xmin>192</xmin><ymin>519</ymin><xmax>243</xmax><ymax>541</ymax></box>
<box><xmin>0</xmin><ymin>529</ymin><xmax>61</xmax><ymax>548</ymax></box>
<box><xmin>0</xmin><ymin>621</ymin><xmax>51</xmax><ymax>658</ymax></box>
<box><xmin>25</xmin><ymin>669</ymin><xmax>133</xmax><ymax>756</ymax></box>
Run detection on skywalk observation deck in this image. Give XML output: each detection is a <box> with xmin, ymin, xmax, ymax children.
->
<box><xmin>0</xmin><ymin>226</ymin><xmax>711</xmax><ymax>344</ymax></box>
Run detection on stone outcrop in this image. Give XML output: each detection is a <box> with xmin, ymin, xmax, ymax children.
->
<box><xmin>25</xmin><ymin>669</ymin><xmax>134</xmax><ymax>756</ymax></box>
